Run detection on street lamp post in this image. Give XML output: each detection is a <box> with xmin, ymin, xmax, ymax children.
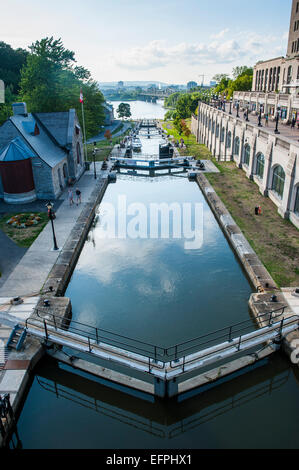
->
<box><xmin>93</xmin><ymin>141</ymin><xmax>97</xmax><ymax>180</ymax></box>
<box><xmin>246</xmin><ymin>107</ymin><xmax>249</xmax><ymax>122</ymax></box>
<box><xmin>236</xmin><ymin>102</ymin><xmax>240</xmax><ymax>118</ymax></box>
<box><xmin>275</xmin><ymin>112</ymin><xmax>280</xmax><ymax>134</ymax></box>
<box><xmin>229</xmin><ymin>98</ymin><xmax>232</xmax><ymax>115</ymax></box>
<box><xmin>46</xmin><ymin>202</ymin><xmax>59</xmax><ymax>251</ymax></box>
<box><xmin>258</xmin><ymin>107</ymin><xmax>263</xmax><ymax>127</ymax></box>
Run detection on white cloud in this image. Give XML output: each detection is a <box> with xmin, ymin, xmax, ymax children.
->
<box><xmin>112</xmin><ymin>31</ymin><xmax>288</xmax><ymax>73</ymax></box>
<box><xmin>211</xmin><ymin>28</ymin><xmax>230</xmax><ymax>39</ymax></box>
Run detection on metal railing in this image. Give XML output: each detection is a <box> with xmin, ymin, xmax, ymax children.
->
<box><xmin>25</xmin><ymin>306</ymin><xmax>292</xmax><ymax>365</ymax></box>
<box><xmin>166</xmin><ymin>307</ymin><xmax>287</xmax><ymax>361</ymax></box>
<box><xmin>27</xmin><ymin>310</ymin><xmax>167</xmax><ymax>361</ymax></box>
<box><xmin>167</xmin><ymin>311</ymin><xmax>299</xmax><ymax>374</ymax></box>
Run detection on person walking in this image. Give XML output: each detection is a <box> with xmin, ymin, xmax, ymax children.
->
<box><xmin>291</xmin><ymin>117</ymin><xmax>296</xmax><ymax>130</ymax></box>
<box><xmin>265</xmin><ymin>114</ymin><xmax>269</xmax><ymax>127</ymax></box>
<box><xmin>68</xmin><ymin>188</ymin><xmax>74</xmax><ymax>206</ymax></box>
<box><xmin>75</xmin><ymin>188</ymin><xmax>82</xmax><ymax>206</ymax></box>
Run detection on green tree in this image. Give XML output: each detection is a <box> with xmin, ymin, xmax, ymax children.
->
<box><xmin>117</xmin><ymin>103</ymin><xmax>131</xmax><ymax>119</ymax></box>
<box><xmin>0</xmin><ymin>42</ymin><xmax>28</xmax><ymax>94</ymax></box>
<box><xmin>232</xmin><ymin>66</ymin><xmax>253</xmax><ymax>80</ymax></box>
<box><xmin>19</xmin><ymin>36</ymin><xmax>105</xmax><ymax>138</ymax></box>
<box><xmin>212</xmin><ymin>74</ymin><xmax>230</xmax><ymax>84</ymax></box>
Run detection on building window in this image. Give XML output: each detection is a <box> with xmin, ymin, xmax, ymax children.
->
<box><xmin>277</xmin><ymin>67</ymin><xmax>280</xmax><ymax>89</ymax></box>
<box><xmin>209</xmin><ymin>119</ymin><xmax>211</xmax><ymax>130</ymax></box>
<box><xmin>256</xmin><ymin>153</ymin><xmax>265</xmax><ymax>179</ymax></box>
<box><xmin>272</xmin><ymin>165</ymin><xmax>285</xmax><ymax>199</ymax></box>
<box><xmin>243</xmin><ymin>144</ymin><xmax>250</xmax><ymax>166</ymax></box>
<box><xmin>233</xmin><ymin>137</ymin><xmax>240</xmax><ymax>156</ymax></box>
<box><xmin>287</xmin><ymin>66</ymin><xmax>293</xmax><ymax>84</ymax></box>
<box><xmin>212</xmin><ymin>121</ymin><xmax>215</xmax><ymax>134</ymax></box>
<box><xmin>220</xmin><ymin>127</ymin><xmax>225</xmax><ymax>142</ymax></box>
<box><xmin>294</xmin><ymin>187</ymin><xmax>299</xmax><ymax>214</ymax></box>
<box><xmin>77</xmin><ymin>142</ymin><xmax>82</xmax><ymax>165</ymax></box>
<box><xmin>269</xmin><ymin>68</ymin><xmax>273</xmax><ymax>90</ymax></box>
<box><xmin>226</xmin><ymin>131</ymin><xmax>231</xmax><ymax>149</ymax></box>
<box><xmin>265</xmin><ymin>69</ymin><xmax>268</xmax><ymax>91</ymax></box>
<box><xmin>216</xmin><ymin>124</ymin><xmax>219</xmax><ymax>137</ymax></box>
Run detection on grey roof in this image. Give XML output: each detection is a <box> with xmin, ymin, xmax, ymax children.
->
<box><xmin>10</xmin><ymin>114</ymin><xmax>67</xmax><ymax>168</ymax></box>
<box><xmin>103</xmin><ymin>103</ymin><xmax>113</xmax><ymax>112</ymax></box>
<box><xmin>35</xmin><ymin>110</ymin><xmax>75</xmax><ymax>147</ymax></box>
<box><xmin>0</xmin><ymin>120</ymin><xmax>20</xmax><ymax>153</ymax></box>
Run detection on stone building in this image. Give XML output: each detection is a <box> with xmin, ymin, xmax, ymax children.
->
<box><xmin>192</xmin><ymin>103</ymin><xmax>299</xmax><ymax>230</ymax></box>
<box><xmin>103</xmin><ymin>103</ymin><xmax>115</xmax><ymax>126</ymax></box>
<box><xmin>0</xmin><ymin>102</ymin><xmax>85</xmax><ymax>203</ymax></box>
<box><xmin>253</xmin><ymin>0</ymin><xmax>299</xmax><ymax>95</ymax></box>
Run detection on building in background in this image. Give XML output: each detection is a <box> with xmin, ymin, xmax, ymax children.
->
<box><xmin>235</xmin><ymin>0</ymin><xmax>299</xmax><ymax>123</ymax></box>
<box><xmin>103</xmin><ymin>103</ymin><xmax>115</xmax><ymax>126</ymax></box>
<box><xmin>253</xmin><ymin>0</ymin><xmax>299</xmax><ymax>94</ymax></box>
<box><xmin>117</xmin><ymin>81</ymin><xmax>124</xmax><ymax>88</ymax></box>
<box><xmin>187</xmin><ymin>81</ymin><xmax>198</xmax><ymax>91</ymax></box>
<box><xmin>0</xmin><ymin>102</ymin><xmax>85</xmax><ymax>203</ymax></box>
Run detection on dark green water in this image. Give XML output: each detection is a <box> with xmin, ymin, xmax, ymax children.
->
<box><xmin>12</xmin><ymin>353</ymin><xmax>299</xmax><ymax>449</ymax></box>
<box><xmin>11</xmin><ymin>131</ymin><xmax>299</xmax><ymax>449</ymax></box>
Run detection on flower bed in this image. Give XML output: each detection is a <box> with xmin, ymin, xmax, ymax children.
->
<box><xmin>6</xmin><ymin>213</ymin><xmax>42</xmax><ymax>229</ymax></box>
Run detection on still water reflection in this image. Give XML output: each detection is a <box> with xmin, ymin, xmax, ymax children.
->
<box><xmin>65</xmin><ymin>175</ymin><xmax>252</xmax><ymax>347</ymax></box>
<box><xmin>13</xmin><ymin>353</ymin><xmax>299</xmax><ymax>449</ymax></box>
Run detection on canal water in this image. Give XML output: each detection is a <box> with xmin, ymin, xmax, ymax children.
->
<box><xmin>11</xmin><ymin>119</ymin><xmax>299</xmax><ymax>449</ymax></box>
<box><xmin>108</xmin><ymin>99</ymin><xmax>166</xmax><ymax>120</ymax></box>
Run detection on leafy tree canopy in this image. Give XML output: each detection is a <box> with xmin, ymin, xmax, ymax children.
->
<box><xmin>18</xmin><ymin>37</ymin><xmax>105</xmax><ymax>138</ymax></box>
<box><xmin>117</xmin><ymin>103</ymin><xmax>131</xmax><ymax>119</ymax></box>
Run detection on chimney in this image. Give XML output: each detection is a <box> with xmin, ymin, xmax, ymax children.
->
<box><xmin>12</xmin><ymin>102</ymin><xmax>28</xmax><ymax>116</ymax></box>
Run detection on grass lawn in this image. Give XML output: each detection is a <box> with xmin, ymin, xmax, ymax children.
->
<box><xmin>0</xmin><ymin>212</ymin><xmax>49</xmax><ymax>248</ymax></box>
<box><xmin>206</xmin><ymin>163</ymin><xmax>299</xmax><ymax>287</ymax></box>
<box><xmin>86</xmin><ymin>123</ymin><xmax>133</xmax><ymax>162</ymax></box>
<box><xmin>162</xmin><ymin>119</ymin><xmax>210</xmax><ymax>160</ymax></box>
<box><xmin>161</xmin><ymin>118</ymin><xmax>299</xmax><ymax>287</ymax></box>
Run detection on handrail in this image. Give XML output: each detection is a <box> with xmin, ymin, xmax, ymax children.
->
<box><xmin>26</xmin><ymin>310</ymin><xmax>166</xmax><ymax>361</ymax></box>
<box><xmin>168</xmin><ymin>315</ymin><xmax>299</xmax><ymax>373</ymax></box>
<box><xmin>25</xmin><ymin>306</ymin><xmax>291</xmax><ymax>365</ymax></box>
<box><xmin>165</xmin><ymin>306</ymin><xmax>286</xmax><ymax>359</ymax></box>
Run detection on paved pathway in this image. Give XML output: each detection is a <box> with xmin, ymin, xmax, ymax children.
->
<box><xmin>87</xmin><ymin>121</ymin><xmax>131</xmax><ymax>144</ymax></box>
<box><xmin>0</xmin><ymin>163</ymin><xmax>107</xmax><ymax>298</ymax></box>
<box><xmin>0</xmin><ymin>232</ymin><xmax>27</xmax><ymax>289</ymax></box>
<box><xmin>226</xmin><ymin>107</ymin><xmax>299</xmax><ymax>142</ymax></box>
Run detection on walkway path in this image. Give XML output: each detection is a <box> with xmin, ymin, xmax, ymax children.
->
<box><xmin>87</xmin><ymin>121</ymin><xmax>131</xmax><ymax>144</ymax></box>
<box><xmin>0</xmin><ymin>162</ymin><xmax>107</xmax><ymax>299</ymax></box>
<box><xmin>227</xmin><ymin>107</ymin><xmax>299</xmax><ymax>142</ymax></box>
<box><xmin>0</xmin><ymin>232</ymin><xmax>27</xmax><ymax>290</ymax></box>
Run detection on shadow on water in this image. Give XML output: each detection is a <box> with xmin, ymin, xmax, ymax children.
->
<box><xmin>10</xmin><ymin>352</ymin><xmax>299</xmax><ymax>449</ymax></box>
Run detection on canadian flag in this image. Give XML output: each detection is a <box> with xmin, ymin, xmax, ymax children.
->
<box><xmin>79</xmin><ymin>89</ymin><xmax>84</xmax><ymax>104</ymax></box>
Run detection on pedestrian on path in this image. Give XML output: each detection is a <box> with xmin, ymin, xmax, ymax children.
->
<box><xmin>76</xmin><ymin>188</ymin><xmax>82</xmax><ymax>206</ymax></box>
<box><xmin>265</xmin><ymin>114</ymin><xmax>269</xmax><ymax>126</ymax></box>
<box><xmin>291</xmin><ymin>117</ymin><xmax>296</xmax><ymax>129</ymax></box>
<box><xmin>68</xmin><ymin>188</ymin><xmax>74</xmax><ymax>206</ymax></box>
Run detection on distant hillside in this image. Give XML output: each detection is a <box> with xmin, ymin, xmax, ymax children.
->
<box><xmin>99</xmin><ymin>81</ymin><xmax>170</xmax><ymax>88</ymax></box>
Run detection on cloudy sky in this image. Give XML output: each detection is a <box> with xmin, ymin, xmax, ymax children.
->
<box><xmin>0</xmin><ymin>0</ymin><xmax>291</xmax><ymax>84</ymax></box>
